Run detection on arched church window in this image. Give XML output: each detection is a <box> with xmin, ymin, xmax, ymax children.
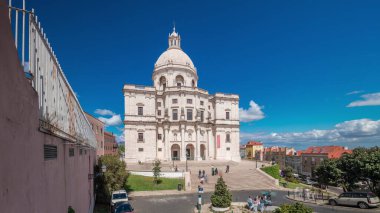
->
<box><xmin>175</xmin><ymin>75</ymin><xmax>184</xmax><ymax>87</ymax></box>
<box><xmin>159</xmin><ymin>76</ymin><xmax>167</xmax><ymax>90</ymax></box>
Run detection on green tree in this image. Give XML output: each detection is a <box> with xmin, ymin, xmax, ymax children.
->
<box><xmin>96</xmin><ymin>155</ymin><xmax>128</xmax><ymax>202</ymax></box>
<box><xmin>152</xmin><ymin>159</ymin><xmax>161</xmax><ymax>184</ymax></box>
<box><xmin>314</xmin><ymin>159</ymin><xmax>342</xmax><ymax>187</ymax></box>
<box><xmin>314</xmin><ymin>146</ymin><xmax>380</xmax><ymax>195</ymax></box>
<box><xmin>211</xmin><ymin>177</ymin><xmax>232</xmax><ymax>208</ymax></box>
<box><xmin>118</xmin><ymin>143</ymin><xmax>125</xmax><ymax>156</ymax></box>
<box><xmin>273</xmin><ymin>202</ymin><xmax>312</xmax><ymax>213</ymax></box>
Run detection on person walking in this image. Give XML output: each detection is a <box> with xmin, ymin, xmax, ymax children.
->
<box><xmin>204</xmin><ymin>174</ymin><xmax>208</xmax><ymax>183</ymax></box>
<box><xmin>198</xmin><ymin>170</ymin><xmax>202</xmax><ymax>178</ymax></box>
<box><xmin>225</xmin><ymin>165</ymin><xmax>230</xmax><ymax>173</ymax></box>
<box><xmin>202</xmin><ymin>170</ymin><xmax>205</xmax><ymax>177</ymax></box>
<box><xmin>215</xmin><ymin>168</ymin><xmax>218</xmax><ymax>175</ymax></box>
<box><xmin>247</xmin><ymin>196</ymin><xmax>253</xmax><ymax>211</ymax></box>
<box><xmin>252</xmin><ymin>197</ymin><xmax>259</xmax><ymax>213</ymax></box>
<box><xmin>259</xmin><ymin>196</ymin><xmax>265</xmax><ymax>213</ymax></box>
<box><xmin>211</xmin><ymin>166</ymin><xmax>214</xmax><ymax>176</ymax></box>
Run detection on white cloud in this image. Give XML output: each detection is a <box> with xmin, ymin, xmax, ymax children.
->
<box><xmin>95</xmin><ymin>109</ymin><xmax>116</xmax><ymax>116</ymax></box>
<box><xmin>241</xmin><ymin>119</ymin><xmax>380</xmax><ymax>145</ymax></box>
<box><xmin>98</xmin><ymin>114</ymin><xmax>122</xmax><ymax>126</ymax></box>
<box><xmin>346</xmin><ymin>90</ymin><xmax>364</xmax><ymax>95</ymax></box>
<box><xmin>239</xmin><ymin>100</ymin><xmax>265</xmax><ymax>122</ymax></box>
<box><xmin>347</xmin><ymin>92</ymin><xmax>380</xmax><ymax>107</ymax></box>
<box><xmin>115</xmin><ymin>131</ymin><xmax>125</xmax><ymax>143</ymax></box>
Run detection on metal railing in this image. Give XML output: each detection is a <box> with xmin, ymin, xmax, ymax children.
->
<box><xmin>8</xmin><ymin>0</ymin><xmax>96</xmax><ymax>148</ymax></box>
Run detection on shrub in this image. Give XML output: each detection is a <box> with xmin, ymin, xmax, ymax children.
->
<box><xmin>211</xmin><ymin>177</ymin><xmax>232</xmax><ymax>208</ymax></box>
<box><xmin>273</xmin><ymin>202</ymin><xmax>312</xmax><ymax>213</ymax></box>
<box><xmin>95</xmin><ymin>155</ymin><xmax>128</xmax><ymax>203</ymax></box>
<box><xmin>261</xmin><ymin>164</ymin><xmax>280</xmax><ymax>179</ymax></box>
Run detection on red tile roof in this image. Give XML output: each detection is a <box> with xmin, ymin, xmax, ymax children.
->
<box><xmin>246</xmin><ymin>141</ymin><xmax>263</xmax><ymax>146</ymax></box>
<box><xmin>301</xmin><ymin>146</ymin><xmax>352</xmax><ymax>159</ymax></box>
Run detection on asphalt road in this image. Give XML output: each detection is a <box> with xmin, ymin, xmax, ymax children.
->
<box><xmin>129</xmin><ymin>190</ymin><xmax>379</xmax><ymax>213</ymax></box>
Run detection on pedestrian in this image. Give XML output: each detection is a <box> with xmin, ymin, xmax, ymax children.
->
<box><xmin>204</xmin><ymin>174</ymin><xmax>208</xmax><ymax>183</ymax></box>
<box><xmin>247</xmin><ymin>196</ymin><xmax>253</xmax><ymax>210</ymax></box>
<box><xmin>252</xmin><ymin>197</ymin><xmax>259</xmax><ymax>213</ymax></box>
<box><xmin>198</xmin><ymin>170</ymin><xmax>202</xmax><ymax>178</ymax></box>
<box><xmin>211</xmin><ymin>166</ymin><xmax>214</xmax><ymax>176</ymax></box>
<box><xmin>225</xmin><ymin>165</ymin><xmax>230</xmax><ymax>173</ymax></box>
<box><xmin>215</xmin><ymin>168</ymin><xmax>218</xmax><ymax>175</ymax></box>
<box><xmin>259</xmin><ymin>196</ymin><xmax>265</xmax><ymax>213</ymax></box>
<box><xmin>202</xmin><ymin>170</ymin><xmax>205</xmax><ymax>177</ymax></box>
<box><xmin>175</xmin><ymin>165</ymin><xmax>178</xmax><ymax>172</ymax></box>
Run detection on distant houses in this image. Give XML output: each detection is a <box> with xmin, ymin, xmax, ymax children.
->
<box><xmin>242</xmin><ymin>141</ymin><xmax>352</xmax><ymax>178</ymax></box>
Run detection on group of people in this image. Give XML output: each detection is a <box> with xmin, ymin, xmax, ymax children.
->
<box><xmin>247</xmin><ymin>194</ymin><xmax>271</xmax><ymax>213</ymax></box>
<box><xmin>198</xmin><ymin>170</ymin><xmax>208</xmax><ymax>184</ymax></box>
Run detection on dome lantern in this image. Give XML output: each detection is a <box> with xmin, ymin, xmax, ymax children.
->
<box><xmin>168</xmin><ymin>26</ymin><xmax>181</xmax><ymax>49</ymax></box>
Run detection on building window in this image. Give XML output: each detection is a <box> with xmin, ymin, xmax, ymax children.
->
<box><xmin>138</xmin><ymin>148</ymin><xmax>144</xmax><ymax>152</ymax></box>
<box><xmin>187</xmin><ymin>109</ymin><xmax>193</xmax><ymax>121</ymax></box>
<box><xmin>188</xmin><ymin>133</ymin><xmax>192</xmax><ymax>140</ymax></box>
<box><xmin>158</xmin><ymin>110</ymin><xmax>161</xmax><ymax>116</ymax></box>
<box><xmin>69</xmin><ymin>148</ymin><xmax>74</xmax><ymax>157</ymax></box>
<box><xmin>174</xmin><ymin>133</ymin><xmax>178</xmax><ymax>141</ymax></box>
<box><xmin>226</xmin><ymin>133</ymin><xmax>231</xmax><ymax>142</ymax></box>
<box><xmin>177</xmin><ymin>83</ymin><xmax>181</xmax><ymax>87</ymax></box>
<box><xmin>79</xmin><ymin>149</ymin><xmax>83</xmax><ymax>155</ymax></box>
<box><xmin>138</xmin><ymin>133</ymin><xmax>144</xmax><ymax>142</ymax></box>
<box><xmin>200</xmin><ymin>111</ymin><xmax>204</xmax><ymax>122</ymax></box>
<box><xmin>226</xmin><ymin>147</ymin><xmax>230</xmax><ymax>151</ymax></box>
<box><xmin>44</xmin><ymin>145</ymin><xmax>57</xmax><ymax>160</ymax></box>
<box><xmin>172</xmin><ymin>109</ymin><xmax>178</xmax><ymax>120</ymax></box>
<box><xmin>158</xmin><ymin>148</ymin><xmax>162</xmax><ymax>152</ymax></box>
<box><xmin>157</xmin><ymin>102</ymin><xmax>161</xmax><ymax>107</ymax></box>
<box><xmin>172</xmin><ymin>99</ymin><xmax>178</xmax><ymax>104</ymax></box>
<box><xmin>138</xmin><ymin>107</ymin><xmax>143</xmax><ymax>115</ymax></box>
<box><xmin>187</xmin><ymin>99</ymin><xmax>192</xmax><ymax>104</ymax></box>
<box><xmin>158</xmin><ymin>134</ymin><xmax>162</xmax><ymax>140</ymax></box>
<box><xmin>200</xmin><ymin>101</ymin><xmax>204</xmax><ymax>106</ymax></box>
<box><xmin>226</xmin><ymin>111</ymin><xmax>230</xmax><ymax>120</ymax></box>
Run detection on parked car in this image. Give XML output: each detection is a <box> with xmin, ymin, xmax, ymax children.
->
<box><xmin>305</xmin><ymin>179</ymin><xmax>318</xmax><ymax>185</ymax></box>
<box><xmin>329</xmin><ymin>192</ymin><xmax>380</xmax><ymax>209</ymax></box>
<box><xmin>111</xmin><ymin>190</ymin><xmax>129</xmax><ymax>209</ymax></box>
<box><xmin>113</xmin><ymin>201</ymin><xmax>134</xmax><ymax>213</ymax></box>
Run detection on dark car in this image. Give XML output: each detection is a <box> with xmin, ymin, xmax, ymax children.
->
<box><xmin>329</xmin><ymin>192</ymin><xmax>380</xmax><ymax>209</ymax></box>
<box><xmin>113</xmin><ymin>201</ymin><xmax>134</xmax><ymax>213</ymax></box>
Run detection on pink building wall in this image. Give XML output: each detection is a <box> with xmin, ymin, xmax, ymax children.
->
<box><xmin>0</xmin><ymin>3</ymin><xmax>95</xmax><ymax>213</ymax></box>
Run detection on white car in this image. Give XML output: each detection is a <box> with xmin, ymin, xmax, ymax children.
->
<box><xmin>111</xmin><ymin>190</ymin><xmax>128</xmax><ymax>208</ymax></box>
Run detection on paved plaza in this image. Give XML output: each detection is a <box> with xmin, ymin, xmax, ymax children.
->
<box><xmin>127</xmin><ymin>160</ymin><xmax>280</xmax><ymax>193</ymax></box>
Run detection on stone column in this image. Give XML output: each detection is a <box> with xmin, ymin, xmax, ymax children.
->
<box><xmin>206</xmin><ymin>129</ymin><xmax>211</xmax><ymax>160</ymax></box>
<box><xmin>180</xmin><ymin>124</ymin><xmax>186</xmax><ymax>161</ymax></box>
<box><xmin>196</xmin><ymin>127</ymin><xmax>201</xmax><ymax>161</ymax></box>
<box><xmin>164</xmin><ymin>126</ymin><xmax>170</xmax><ymax>161</ymax></box>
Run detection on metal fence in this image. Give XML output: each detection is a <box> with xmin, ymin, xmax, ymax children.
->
<box><xmin>8</xmin><ymin>0</ymin><xmax>96</xmax><ymax>148</ymax></box>
<box><xmin>288</xmin><ymin>188</ymin><xmax>331</xmax><ymax>203</ymax></box>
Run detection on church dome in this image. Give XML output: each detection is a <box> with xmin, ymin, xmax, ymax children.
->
<box><xmin>155</xmin><ymin>48</ymin><xmax>195</xmax><ymax>69</ymax></box>
<box><xmin>154</xmin><ymin>27</ymin><xmax>196</xmax><ymax>73</ymax></box>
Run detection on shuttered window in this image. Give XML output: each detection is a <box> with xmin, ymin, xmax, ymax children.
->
<box><xmin>44</xmin><ymin>145</ymin><xmax>57</xmax><ymax>160</ymax></box>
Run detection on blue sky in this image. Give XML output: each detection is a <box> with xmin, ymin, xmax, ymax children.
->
<box><xmin>23</xmin><ymin>0</ymin><xmax>380</xmax><ymax>150</ymax></box>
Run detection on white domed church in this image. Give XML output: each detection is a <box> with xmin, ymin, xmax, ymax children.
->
<box><xmin>123</xmin><ymin>28</ymin><xmax>240</xmax><ymax>163</ymax></box>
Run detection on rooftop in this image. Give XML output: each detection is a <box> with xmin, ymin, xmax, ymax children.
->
<box><xmin>301</xmin><ymin>145</ymin><xmax>352</xmax><ymax>159</ymax></box>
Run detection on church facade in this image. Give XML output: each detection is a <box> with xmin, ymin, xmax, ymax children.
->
<box><xmin>123</xmin><ymin>28</ymin><xmax>240</xmax><ymax>163</ymax></box>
